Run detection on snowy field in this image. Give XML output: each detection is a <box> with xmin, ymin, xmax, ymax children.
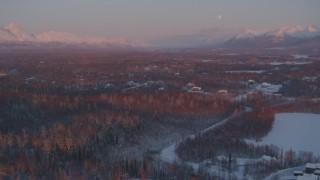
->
<box><xmin>160</xmin><ymin>112</ymin><xmax>237</xmax><ymax>164</ymax></box>
<box><xmin>255</xmin><ymin>83</ymin><xmax>282</xmax><ymax>94</ymax></box>
<box><xmin>225</xmin><ymin>70</ymin><xmax>265</xmax><ymax>74</ymax></box>
<box><xmin>270</xmin><ymin>61</ymin><xmax>312</xmax><ymax>65</ymax></box>
<box><xmin>254</xmin><ymin>113</ymin><xmax>320</xmax><ymax>156</ymax></box>
<box><xmin>293</xmin><ymin>54</ymin><xmax>308</xmax><ymax>59</ymax></box>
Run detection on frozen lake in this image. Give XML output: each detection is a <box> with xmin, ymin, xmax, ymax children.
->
<box><xmin>257</xmin><ymin>113</ymin><xmax>320</xmax><ymax>155</ymax></box>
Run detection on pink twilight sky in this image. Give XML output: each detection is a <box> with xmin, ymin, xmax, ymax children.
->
<box><xmin>1</xmin><ymin>0</ymin><xmax>320</xmax><ymax>42</ymax></box>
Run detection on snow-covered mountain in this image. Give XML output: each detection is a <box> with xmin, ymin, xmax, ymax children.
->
<box><xmin>152</xmin><ymin>25</ymin><xmax>320</xmax><ymax>48</ymax></box>
<box><xmin>266</xmin><ymin>25</ymin><xmax>320</xmax><ymax>38</ymax></box>
<box><xmin>35</xmin><ymin>31</ymin><xmax>84</xmax><ymax>44</ymax></box>
<box><xmin>2</xmin><ymin>23</ymin><xmax>319</xmax><ymax>49</ymax></box>
<box><xmin>0</xmin><ymin>23</ymin><xmax>35</xmax><ymax>42</ymax></box>
<box><xmin>224</xmin><ymin>25</ymin><xmax>320</xmax><ymax>48</ymax></box>
<box><xmin>0</xmin><ymin>23</ymin><xmax>145</xmax><ymax>48</ymax></box>
<box><xmin>234</xmin><ymin>28</ymin><xmax>269</xmax><ymax>39</ymax></box>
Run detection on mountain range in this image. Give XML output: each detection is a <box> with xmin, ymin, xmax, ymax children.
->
<box><xmin>224</xmin><ymin>25</ymin><xmax>320</xmax><ymax>48</ymax></box>
<box><xmin>153</xmin><ymin>25</ymin><xmax>320</xmax><ymax>49</ymax></box>
<box><xmin>1</xmin><ymin>23</ymin><xmax>320</xmax><ymax>49</ymax></box>
<box><xmin>0</xmin><ymin>23</ymin><xmax>145</xmax><ymax>48</ymax></box>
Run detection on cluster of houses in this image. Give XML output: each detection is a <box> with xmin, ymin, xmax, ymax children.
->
<box><xmin>184</xmin><ymin>82</ymin><xmax>230</xmax><ymax>96</ymax></box>
<box><xmin>293</xmin><ymin>163</ymin><xmax>320</xmax><ymax>180</ymax></box>
<box><xmin>184</xmin><ymin>79</ymin><xmax>284</xmax><ymax>99</ymax></box>
<box><xmin>184</xmin><ymin>83</ymin><xmax>202</xmax><ymax>92</ymax></box>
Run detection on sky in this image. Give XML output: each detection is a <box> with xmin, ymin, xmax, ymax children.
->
<box><xmin>1</xmin><ymin>0</ymin><xmax>320</xmax><ymax>42</ymax></box>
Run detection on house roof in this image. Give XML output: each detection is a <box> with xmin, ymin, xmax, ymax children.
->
<box><xmin>258</xmin><ymin>155</ymin><xmax>277</xmax><ymax>162</ymax></box>
<box><xmin>306</xmin><ymin>163</ymin><xmax>317</xmax><ymax>169</ymax></box>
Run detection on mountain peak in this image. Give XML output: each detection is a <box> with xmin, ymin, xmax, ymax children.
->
<box><xmin>306</xmin><ymin>25</ymin><xmax>318</xmax><ymax>32</ymax></box>
<box><xmin>5</xmin><ymin>23</ymin><xmax>22</xmax><ymax>31</ymax></box>
<box><xmin>4</xmin><ymin>23</ymin><xmax>26</xmax><ymax>36</ymax></box>
<box><xmin>235</xmin><ymin>28</ymin><xmax>269</xmax><ymax>39</ymax></box>
<box><xmin>3</xmin><ymin>23</ymin><xmax>33</xmax><ymax>41</ymax></box>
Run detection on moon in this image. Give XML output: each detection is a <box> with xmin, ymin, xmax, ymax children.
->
<box><xmin>218</xmin><ymin>15</ymin><xmax>222</xmax><ymax>20</ymax></box>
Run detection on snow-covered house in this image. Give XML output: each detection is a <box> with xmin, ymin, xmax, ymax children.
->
<box><xmin>191</xmin><ymin>87</ymin><xmax>202</xmax><ymax>91</ymax></box>
<box><xmin>261</xmin><ymin>82</ymin><xmax>271</xmax><ymax>87</ymax></box>
<box><xmin>305</xmin><ymin>163</ymin><xmax>320</xmax><ymax>174</ymax></box>
<box><xmin>248</xmin><ymin>79</ymin><xmax>256</xmax><ymax>84</ymax></box>
<box><xmin>306</xmin><ymin>163</ymin><xmax>316</xmax><ymax>174</ymax></box>
<box><xmin>186</xmin><ymin>82</ymin><xmax>195</xmax><ymax>87</ymax></box>
<box><xmin>291</xmin><ymin>163</ymin><xmax>320</xmax><ymax>179</ymax></box>
<box><xmin>218</xmin><ymin>89</ymin><xmax>228</xmax><ymax>94</ymax></box>
<box><xmin>257</xmin><ymin>155</ymin><xmax>277</xmax><ymax>163</ymax></box>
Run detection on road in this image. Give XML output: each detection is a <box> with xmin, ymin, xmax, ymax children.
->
<box><xmin>159</xmin><ymin>109</ymin><xmax>242</xmax><ymax>172</ymax></box>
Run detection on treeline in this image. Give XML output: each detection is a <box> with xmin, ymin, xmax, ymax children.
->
<box><xmin>276</xmin><ymin>99</ymin><xmax>320</xmax><ymax>113</ymax></box>
<box><xmin>1</xmin><ymin>88</ymin><xmax>232</xmax><ymax>117</ymax></box>
<box><xmin>0</xmin><ymin>137</ymin><xmax>210</xmax><ymax>179</ymax></box>
<box><xmin>100</xmin><ymin>91</ymin><xmax>232</xmax><ymax>116</ymax></box>
<box><xmin>177</xmin><ymin>107</ymin><xmax>276</xmax><ymax>163</ymax></box>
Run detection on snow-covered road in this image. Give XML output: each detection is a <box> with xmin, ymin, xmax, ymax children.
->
<box><xmin>159</xmin><ymin>110</ymin><xmax>241</xmax><ymax>167</ymax></box>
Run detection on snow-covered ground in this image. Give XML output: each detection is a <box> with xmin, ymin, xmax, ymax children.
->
<box><xmin>233</xmin><ymin>93</ymin><xmax>248</xmax><ymax>101</ymax></box>
<box><xmin>233</xmin><ymin>82</ymin><xmax>282</xmax><ymax>101</ymax></box>
<box><xmin>160</xmin><ymin>143</ymin><xmax>180</xmax><ymax>164</ymax></box>
<box><xmin>249</xmin><ymin>113</ymin><xmax>320</xmax><ymax>156</ymax></box>
<box><xmin>255</xmin><ymin>83</ymin><xmax>282</xmax><ymax>94</ymax></box>
<box><xmin>293</xmin><ymin>54</ymin><xmax>309</xmax><ymax>59</ymax></box>
<box><xmin>225</xmin><ymin>70</ymin><xmax>266</xmax><ymax>74</ymax></box>
<box><xmin>160</xmin><ymin>111</ymin><xmax>238</xmax><ymax>164</ymax></box>
<box><xmin>159</xmin><ymin>97</ymin><xmax>318</xmax><ymax>178</ymax></box>
<box><xmin>186</xmin><ymin>90</ymin><xmax>213</xmax><ymax>96</ymax></box>
<box><xmin>263</xmin><ymin>166</ymin><xmax>304</xmax><ymax>180</ymax></box>
<box><xmin>270</xmin><ymin>61</ymin><xmax>312</xmax><ymax>65</ymax></box>
<box><xmin>160</xmin><ymin>110</ymin><xmax>247</xmax><ymax>178</ymax></box>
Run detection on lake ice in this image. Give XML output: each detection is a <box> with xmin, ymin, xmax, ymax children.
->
<box><xmin>257</xmin><ymin>113</ymin><xmax>320</xmax><ymax>155</ymax></box>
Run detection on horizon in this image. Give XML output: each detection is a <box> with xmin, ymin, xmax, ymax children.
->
<box><xmin>1</xmin><ymin>0</ymin><xmax>320</xmax><ymax>44</ymax></box>
<box><xmin>1</xmin><ymin>22</ymin><xmax>320</xmax><ymax>48</ymax></box>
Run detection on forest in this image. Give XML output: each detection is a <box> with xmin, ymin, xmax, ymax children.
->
<box><xmin>0</xmin><ymin>48</ymin><xmax>319</xmax><ymax>179</ymax></box>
